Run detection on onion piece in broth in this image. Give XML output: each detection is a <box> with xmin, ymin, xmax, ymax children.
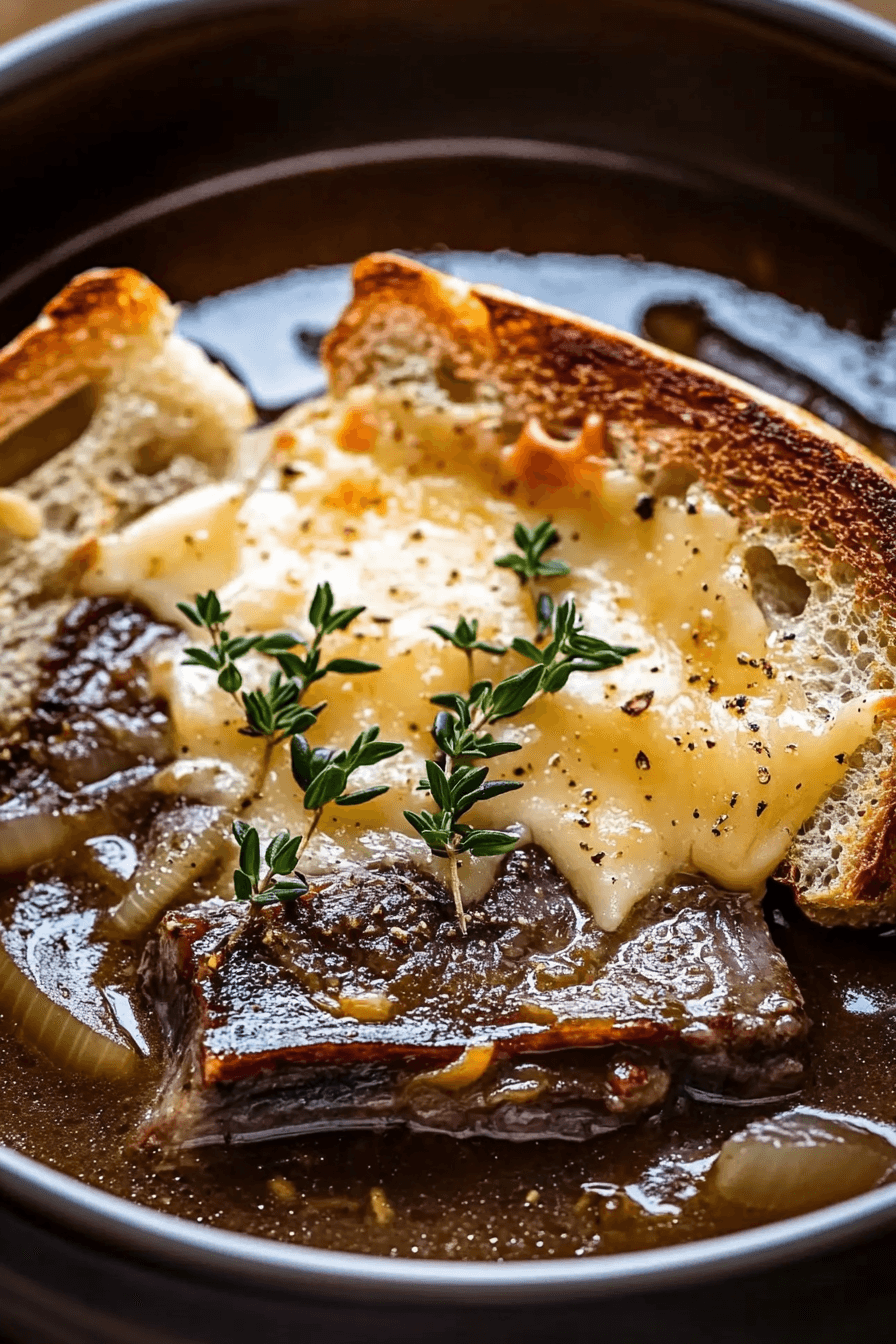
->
<box><xmin>711</xmin><ymin>1109</ymin><xmax>895</xmax><ymax>1216</ymax></box>
<box><xmin>151</xmin><ymin>756</ymin><xmax>249</xmax><ymax>807</ymax></box>
<box><xmin>0</xmin><ymin>884</ymin><xmax>136</xmax><ymax>1079</ymax></box>
<box><xmin>0</xmin><ymin>806</ymin><xmax>72</xmax><ymax>873</ymax></box>
<box><xmin>104</xmin><ymin>802</ymin><xmax>227</xmax><ymax>938</ymax></box>
<box><xmin>0</xmin><ymin>946</ymin><xmax>134</xmax><ymax>1077</ymax></box>
<box><xmin>0</xmin><ymin>764</ymin><xmax>158</xmax><ymax>875</ymax></box>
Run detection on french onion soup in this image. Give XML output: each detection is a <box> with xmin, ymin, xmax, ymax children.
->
<box><xmin>0</xmin><ymin>254</ymin><xmax>895</xmax><ymax>1258</ymax></box>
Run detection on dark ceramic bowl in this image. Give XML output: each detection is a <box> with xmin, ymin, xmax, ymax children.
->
<box><xmin>1</xmin><ymin>2</ymin><xmax>896</xmax><ymax>1341</ymax></box>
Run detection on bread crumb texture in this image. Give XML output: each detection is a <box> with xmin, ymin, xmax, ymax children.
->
<box><xmin>0</xmin><ymin>269</ymin><xmax>252</xmax><ymax>729</ymax></box>
<box><xmin>4</xmin><ymin>258</ymin><xmax>896</xmax><ymax>926</ymax></box>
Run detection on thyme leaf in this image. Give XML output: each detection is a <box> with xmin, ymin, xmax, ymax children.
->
<box><xmin>230</xmin><ymin>726</ymin><xmax>403</xmax><ymax>908</ymax></box>
<box><xmin>231</xmin><ymin>819</ymin><xmax>309</xmax><ymax>906</ymax></box>
<box><xmin>494</xmin><ymin>518</ymin><xmax>572</xmax><ymax>636</ymax></box>
<box><xmin>412</xmin><ymin>546</ymin><xmax>638</xmax><ymax>931</ymax></box>
<box><xmin>430</xmin><ymin>616</ymin><xmax>506</xmax><ymax>657</ymax></box>
<box><xmin>429</xmin><ymin>615</ymin><xmax>507</xmax><ymax>690</ymax></box>
<box><xmin>290</xmin><ymin>726</ymin><xmax>403</xmax><ymax>810</ymax></box>
<box><xmin>494</xmin><ymin>519</ymin><xmax>571</xmax><ymax>584</ymax></box>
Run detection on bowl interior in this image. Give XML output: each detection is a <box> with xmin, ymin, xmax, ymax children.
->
<box><xmin>0</xmin><ymin>0</ymin><xmax>895</xmax><ymax>1311</ymax></box>
<box><xmin>1</xmin><ymin>0</ymin><xmax>895</xmax><ymax>335</ymax></box>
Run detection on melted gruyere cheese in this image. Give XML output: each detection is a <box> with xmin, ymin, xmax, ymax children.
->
<box><xmin>84</xmin><ymin>397</ymin><xmax>888</xmax><ymax>930</ymax></box>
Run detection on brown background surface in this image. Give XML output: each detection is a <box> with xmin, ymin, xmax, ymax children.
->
<box><xmin>1</xmin><ymin>0</ymin><xmax>895</xmax><ymax>44</ymax></box>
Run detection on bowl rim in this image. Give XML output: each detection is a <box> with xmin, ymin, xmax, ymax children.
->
<box><xmin>4</xmin><ymin>1141</ymin><xmax>896</xmax><ymax>1303</ymax></box>
<box><xmin>1</xmin><ymin>0</ymin><xmax>896</xmax><ymax>1304</ymax></box>
<box><xmin>1</xmin><ymin>0</ymin><xmax>896</xmax><ymax>94</ymax></box>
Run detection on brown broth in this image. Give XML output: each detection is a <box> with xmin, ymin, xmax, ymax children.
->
<box><xmin>0</xmin><ymin>888</ymin><xmax>893</xmax><ymax>1260</ymax></box>
<box><xmin>1</xmin><ymin>254</ymin><xmax>895</xmax><ymax>1259</ymax></box>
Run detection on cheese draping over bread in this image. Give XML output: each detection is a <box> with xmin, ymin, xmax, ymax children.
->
<box><xmin>84</xmin><ymin>389</ymin><xmax>889</xmax><ymax>931</ymax></box>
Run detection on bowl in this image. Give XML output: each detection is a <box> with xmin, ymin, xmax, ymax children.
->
<box><xmin>0</xmin><ymin>1</ymin><xmax>895</xmax><ymax>1340</ymax></box>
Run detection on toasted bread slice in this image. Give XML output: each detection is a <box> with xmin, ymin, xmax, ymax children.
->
<box><xmin>1</xmin><ymin>257</ymin><xmax>894</xmax><ymax>929</ymax></box>
<box><xmin>0</xmin><ymin>268</ymin><xmax>252</xmax><ymax>730</ymax></box>
<box><xmin>322</xmin><ymin>253</ymin><xmax>896</xmax><ymax>925</ymax></box>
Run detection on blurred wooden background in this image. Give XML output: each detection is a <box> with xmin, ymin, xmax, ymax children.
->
<box><xmin>1</xmin><ymin>0</ymin><xmax>895</xmax><ymax>45</ymax></box>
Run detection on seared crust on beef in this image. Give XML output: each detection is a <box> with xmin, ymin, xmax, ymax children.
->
<box><xmin>322</xmin><ymin>253</ymin><xmax>896</xmax><ymax>924</ymax></box>
<box><xmin>139</xmin><ymin>854</ymin><xmax>807</xmax><ymax>1148</ymax></box>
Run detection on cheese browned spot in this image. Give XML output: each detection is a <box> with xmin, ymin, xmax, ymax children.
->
<box><xmin>83</xmin><ymin>394</ymin><xmax>891</xmax><ymax>931</ymax></box>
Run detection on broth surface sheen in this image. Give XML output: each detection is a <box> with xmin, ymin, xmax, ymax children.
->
<box><xmin>1</xmin><ymin>252</ymin><xmax>896</xmax><ymax>1260</ymax></box>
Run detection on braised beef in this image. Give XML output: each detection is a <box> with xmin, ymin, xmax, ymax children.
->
<box><xmin>139</xmin><ymin>850</ymin><xmax>807</xmax><ymax>1148</ymax></box>
<box><xmin>0</xmin><ymin>600</ymin><xmax>176</xmax><ymax>876</ymax></box>
<box><xmin>0</xmin><ymin>598</ymin><xmax>174</xmax><ymax>797</ymax></box>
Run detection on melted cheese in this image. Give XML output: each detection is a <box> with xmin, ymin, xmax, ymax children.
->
<box><xmin>84</xmin><ymin>399</ymin><xmax>889</xmax><ymax>930</ymax></box>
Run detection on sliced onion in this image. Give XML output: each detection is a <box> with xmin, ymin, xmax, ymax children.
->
<box><xmin>0</xmin><ymin>765</ymin><xmax>158</xmax><ymax>875</ymax></box>
<box><xmin>338</xmin><ymin>992</ymin><xmax>394</xmax><ymax>1022</ymax></box>
<box><xmin>408</xmin><ymin>1043</ymin><xmax>496</xmax><ymax>1092</ymax></box>
<box><xmin>0</xmin><ymin>807</ymin><xmax>72</xmax><ymax>873</ymax></box>
<box><xmin>712</xmin><ymin>1110</ymin><xmax>895</xmax><ymax>1216</ymax></box>
<box><xmin>81</xmin><ymin>835</ymin><xmax>139</xmax><ymax>895</ymax></box>
<box><xmin>104</xmin><ymin>802</ymin><xmax>226</xmax><ymax>937</ymax></box>
<box><xmin>0</xmin><ymin>942</ymin><xmax>134</xmax><ymax>1078</ymax></box>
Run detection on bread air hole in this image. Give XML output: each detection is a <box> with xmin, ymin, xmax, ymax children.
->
<box><xmin>0</xmin><ymin>384</ymin><xmax>97</xmax><ymax>487</ymax></box>
<box><xmin>651</xmin><ymin>464</ymin><xmax>699</xmax><ymax>498</ymax></box>
<box><xmin>434</xmin><ymin>362</ymin><xmax>478</xmax><ymax>405</ymax></box>
<box><xmin>745</xmin><ymin>544</ymin><xmax>811</xmax><ymax>625</ymax></box>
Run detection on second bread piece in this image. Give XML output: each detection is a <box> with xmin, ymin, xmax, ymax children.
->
<box><xmin>323</xmin><ymin>252</ymin><xmax>896</xmax><ymax>926</ymax></box>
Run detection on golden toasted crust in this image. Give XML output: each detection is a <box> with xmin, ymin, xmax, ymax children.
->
<box><xmin>326</xmin><ymin>253</ymin><xmax>896</xmax><ymax>602</ymax></box>
<box><xmin>0</xmin><ymin>268</ymin><xmax>173</xmax><ymax>447</ymax></box>
<box><xmin>0</xmin><ymin>268</ymin><xmax>247</xmax><ymax>738</ymax></box>
<box><xmin>324</xmin><ymin>253</ymin><xmax>896</xmax><ymax>922</ymax></box>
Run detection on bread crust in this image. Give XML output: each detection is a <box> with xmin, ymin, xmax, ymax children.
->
<box><xmin>325</xmin><ymin>253</ymin><xmax>896</xmax><ymax>600</ymax></box>
<box><xmin>323</xmin><ymin>253</ymin><xmax>896</xmax><ymax>923</ymax></box>
<box><xmin>4</xmin><ymin>257</ymin><xmax>894</xmax><ymax>923</ymax></box>
<box><xmin>0</xmin><ymin>268</ymin><xmax>245</xmax><ymax>737</ymax></box>
<box><xmin>0</xmin><ymin>268</ymin><xmax>173</xmax><ymax>447</ymax></box>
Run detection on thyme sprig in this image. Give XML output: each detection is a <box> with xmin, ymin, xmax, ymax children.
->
<box><xmin>494</xmin><ymin>519</ymin><xmax>571</xmax><ymax>584</ymax></box>
<box><xmin>179</xmin><ymin>583</ymin><xmax>381</xmax><ymax>791</ymax></box>
<box><xmin>409</xmin><ymin>564</ymin><xmax>638</xmax><ymax>931</ymax></box>
<box><xmin>178</xmin><ymin>590</ymin><xmax>294</xmax><ymax>696</ymax></box>
<box><xmin>273</xmin><ymin>582</ymin><xmax>380</xmax><ymax>699</ymax></box>
<box><xmin>428</xmin><ymin>616</ymin><xmax>506</xmax><ymax>689</ymax></box>
<box><xmin>230</xmin><ymin>727</ymin><xmax>403</xmax><ymax>910</ymax></box>
<box><xmin>495</xmin><ymin>518</ymin><xmax>571</xmax><ymax>636</ymax></box>
<box><xmin>404</xmin><ymin>666</ymin><xmax>534</xmax><ymax>932</ymax></box>
<box><xmin>232</xmin><ymin>820</ymin><xmax>309</xmax><ymax>906</ymax></box>
<box><xmin>179</xmin><ymin>586</ymin><xmax>401</xmax><ymax>913</ymax></box>
<box><xmin>289</xmin><ymin>725</ymin><xmax>404</xmax><ymax>815</ymax></box>
<box><xmin>509</xmin><ymin>598</ymin><xmax>637</xmax><ymax>691</ymax></box>
<box><xmin>240</xmin><ymin>674</ymin><xmax>319</xmax><ymax>743</ymax></box>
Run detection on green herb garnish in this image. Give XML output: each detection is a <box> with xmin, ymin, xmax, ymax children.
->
<box><xmin>231</xmin><ymin>727</ymin><xmax>403</xmax><ymax>909</ymax></box>
<box><xmin>232</xmin><ymin>821</ymin><xmax>310</xmax><ymax>906</ymax></box>
<box><xmin>408</xmin><ymin>528</ymin><xmax>637</xmax><ymax>932</ymax></box>
<box><xmin>179</xmin><ymin>583</ymin><xmax>380</xmax><ymax>791</ymax></box>
<box><xmin>179</xmin><ymin>585</ymin><xmax>401</xmax><ymax>914</ymax></box>
<box><xmin>185</xmin><ymin>517</ymin><xmax>635</xmax><ymax>934</ymax></box>
<box><xmin>428</xmin><ymin>616</ymin><xmax>506</xmax><ymax>688</ymax></box>
<box><xmin>495</xmin><ymin>519</ymin><xmax>570</xmax><ymax>582</ymax></box>
<box><xmin>290</xmin><ymin>725</ymin><xmax>404</xmax><ymax>815</ymax></box>
<box><xmin>272</xmin><ymin>581</ymin><xmax>380</xmax><ymax>699</ymax></box>
<box><xmin>495</xmin><ymin>518</ymin><xmax>571</xmax><ymax>636</ymax></box>
<box><xmin>508</xmin><ymin>598</ymin><xmax>637</xmax><ymax>691</ymax></box>
<box><xmin>178</xmin><ymin>590</ymin><xmax>294</xmax><ymax>695</ymax></box>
